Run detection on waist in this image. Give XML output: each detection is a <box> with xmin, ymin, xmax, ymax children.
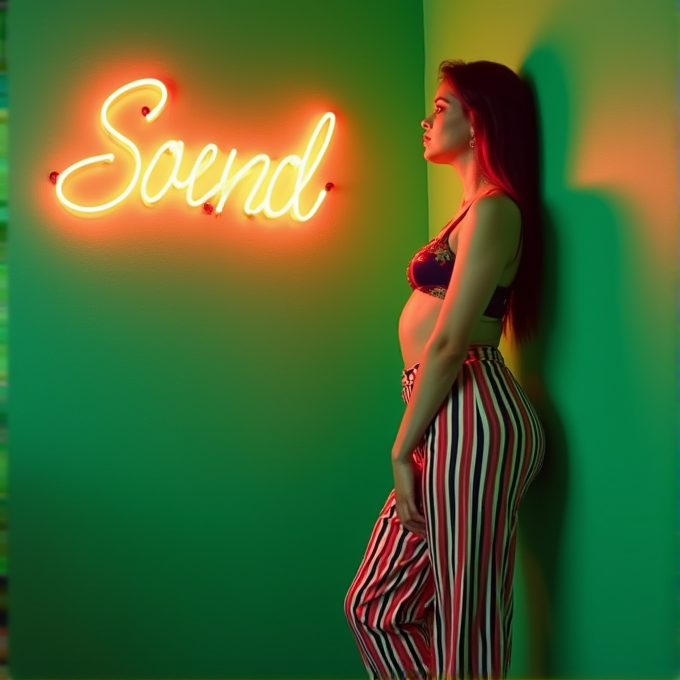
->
<box><xmin>401</xmin><ymin>344</ymin><xmax>504</xmax><ymax>386</ymax></box>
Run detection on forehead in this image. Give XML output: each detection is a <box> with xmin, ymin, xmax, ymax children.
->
<box><xmin>434</xmin><ymin>81</ymin><xmax>459</xmax><ymax>104</ymax></box>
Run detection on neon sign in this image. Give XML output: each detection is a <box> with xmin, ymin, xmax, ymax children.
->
<box><xmin>53</xmin><ymin>78</ymin><xmax>336</xmax><ymax>220</ymax></box>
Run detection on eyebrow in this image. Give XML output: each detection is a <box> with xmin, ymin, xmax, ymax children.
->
<box><xmin>434</xmin><ymin>96</ymin><xmax>449</xmax><ymax>105</ymax></box>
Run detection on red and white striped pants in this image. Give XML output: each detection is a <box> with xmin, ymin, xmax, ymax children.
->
<box><xmin>344</xmin><ymin>345</ymin><xmax>545</xmax><ymax>680</ymax></box>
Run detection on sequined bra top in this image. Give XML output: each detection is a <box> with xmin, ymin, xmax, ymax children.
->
<box><xmin>406</xmin><ymin>201</ymin><xmax>517</xmax><ymax>320</ymax></box>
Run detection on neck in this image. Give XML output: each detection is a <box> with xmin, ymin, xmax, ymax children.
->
<box><xmin>451</xmin><ymin>149</ymin><xmax>493</xmax><ymax>206</ymax></box>
<box><xmin>461</xmin><ymin>182</ymin><xmax>497</xmax><ymax>210</ymax></box>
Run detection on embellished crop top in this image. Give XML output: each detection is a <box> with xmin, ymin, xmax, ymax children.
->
<box><xmin>406</xmin><ymin>203</ymin><xmax>515</xmax><ymax>319</ymax></box>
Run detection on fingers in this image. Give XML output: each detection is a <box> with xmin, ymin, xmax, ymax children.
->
<box><xmin>406</xmin><ymin>523</ymin><xmax>427</xmax><ymax>537</ymax></box>
<box><xmin>399</xmin><ymin>500</ymin><xmax>427</xmax><ymax>536</ymax></box>
<box><xmin>405</xmin><ymin>520</ymin><xmax>427</xmax><ymax>537</ymax></box>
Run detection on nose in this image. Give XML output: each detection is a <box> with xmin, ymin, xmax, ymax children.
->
<box><xmin>421</xmin><ymin>114</ymin><xmax>433</xmax><ymax>131</ymax></box>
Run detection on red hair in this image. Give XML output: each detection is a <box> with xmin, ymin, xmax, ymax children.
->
<box><xmin>439</xmin><ymin>59</ymin><xmax>543</xmax><ymax>345</ymax></box>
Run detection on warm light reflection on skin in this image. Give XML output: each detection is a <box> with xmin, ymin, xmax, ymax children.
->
<box><xmin>55</xmin><ymin>78</ymin><xmax>336</xmax><ymax>221</ymax></box>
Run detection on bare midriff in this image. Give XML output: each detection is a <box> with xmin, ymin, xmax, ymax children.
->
<box><xmin>398</xmin><ymin>197</ymin><xmax>521</xmax><ymax>369</ymax></box>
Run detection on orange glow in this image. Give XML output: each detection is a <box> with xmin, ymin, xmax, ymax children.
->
<box><xmin>54</xmin><ymin>78</ymin><xmax>336</xmax><ymax>221</ymax></box>
<box><xmin>218</xmin><ymin>152</ymin><xmax>271</xmax><ymax>215</ymax></box>
<box><xmin>56</xmin><ymin>78</ymin><xmax>167</xmax><ymax>213</ymax></box>
<box><xmin>291</xmin><ymin>112</ymin><xmax>336</xmax><ymax>221</ymax></box>
<box><xmin>140</xmin><ymin>140</ymin><xmax>184</xmax><ymax>205</ymax></box>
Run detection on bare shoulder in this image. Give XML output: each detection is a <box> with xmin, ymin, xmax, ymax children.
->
<box><xmin>475</xmin><ymin>192</ymin><xmax>521</xmax><ymax>225</ymax></box>
<box><xmin>462</xmin><ymin>193</ymin><xmax>521</xmax><ymax>258</ymax></box>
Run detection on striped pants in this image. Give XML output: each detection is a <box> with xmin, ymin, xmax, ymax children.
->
<box><xmin>344</xmin><ymin>345</ymin><xmax>545</xmax><ymax>680</ymax></box>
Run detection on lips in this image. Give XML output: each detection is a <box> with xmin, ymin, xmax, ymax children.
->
<box><xmin>423</xmin><ymin>136</ymin><xmax>430</xmax><ymax>143</ymax></box>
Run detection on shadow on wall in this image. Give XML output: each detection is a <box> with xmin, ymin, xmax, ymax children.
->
<box><xmin>515</xmin><ymin>45</ymin><xmax>571</xmax><ymax>679</ymax></box>
<box><xmin>516</xmin><ymin>35</ymin><xmax>641</xmax><ymax>676</ymax></box>
<box><xmin>515</xmin><ymin>205</ymin><xmax>568</xmax><ymax>679</ymax></box>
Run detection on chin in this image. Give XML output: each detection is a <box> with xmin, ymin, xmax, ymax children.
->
<box><xmin>424</xmin><ymin>150</ymin><xmax>448</xmax><ymax>164</ymax></box>
<box><xmin>424</xmin><ymin>143</ymin><xmax>459</xmax><ymax>164</ymax></box>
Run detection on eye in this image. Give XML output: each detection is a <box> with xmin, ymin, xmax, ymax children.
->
<box><xmin>434</xmin><ymin>105</ymin><xmax>444</xmax><ymax>114</ymax></box>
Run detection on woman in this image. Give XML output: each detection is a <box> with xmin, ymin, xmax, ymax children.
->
<box><xmin>344</xmin><ymin>60</ymin><xmax>546</xmax><ymax>680</ymax></box>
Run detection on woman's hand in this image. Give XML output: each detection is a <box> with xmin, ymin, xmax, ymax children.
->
<box><xmin>391</xmin><ymin>455</ymin><xmax>427</xmax><ymax>537</ymax></box>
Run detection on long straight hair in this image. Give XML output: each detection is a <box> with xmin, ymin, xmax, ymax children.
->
<box><xmin>439</xmin><ymin>59</ymin><xmax>543</xmax><ymax>345</ymax></box>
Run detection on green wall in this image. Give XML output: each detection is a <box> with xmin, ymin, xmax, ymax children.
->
<box><xmin>423</xmin><ymin>1</ymin><xmax>679</xmax><ymax>678</ymax></box>
<box><xmin>9</xmin><ymin>1</ymin><xmax>426</xmax><ymax>677</ymax></box>
<box><xmin>10</xmin><ymin>0</ymin><xmax>679</xmax><ymax>678</ymax></box>
<box><xmin>0</xmin><ymin>1</ymin><xmax>7</xmax><ymax>670</ymax></box>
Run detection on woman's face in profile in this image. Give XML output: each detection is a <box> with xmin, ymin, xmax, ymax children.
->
<box><xmin>421</xmin><ymin>81</ymin><xmax>473</xmax><ymax>165</ymax></box>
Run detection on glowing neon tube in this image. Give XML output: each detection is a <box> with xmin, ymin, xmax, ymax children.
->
<box><xmin>56</xmin><ymin>78</ymin><xmax>168</xmax><ymax>214</ymax></box>
<box><xmin>54</xmin><ymin>78</ymin><xmax>335</xmax><ymax>221</ymax></box>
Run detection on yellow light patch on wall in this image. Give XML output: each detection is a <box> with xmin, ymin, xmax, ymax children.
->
<box><xmin>54</xmin><ymin>78</ymin><xmax>336</xmax><ymax>221</ymax></box>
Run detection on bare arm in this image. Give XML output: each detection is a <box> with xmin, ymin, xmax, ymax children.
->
<box><xmin>391</xmin><ymin>195</ymin><xmax>519</xmax><ymax>460</ymax></box>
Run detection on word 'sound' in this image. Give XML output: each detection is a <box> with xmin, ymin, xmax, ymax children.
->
<box><xmin>54</xmin><ymin>78</ymin><xmax>336</xmax><ymax>220</ymax></box>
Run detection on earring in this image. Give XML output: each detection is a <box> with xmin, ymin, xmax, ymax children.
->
<box><xmin>469</xmin><ymin>137</ymin><xmax>475</xmax><ymax>148</ymax></box>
